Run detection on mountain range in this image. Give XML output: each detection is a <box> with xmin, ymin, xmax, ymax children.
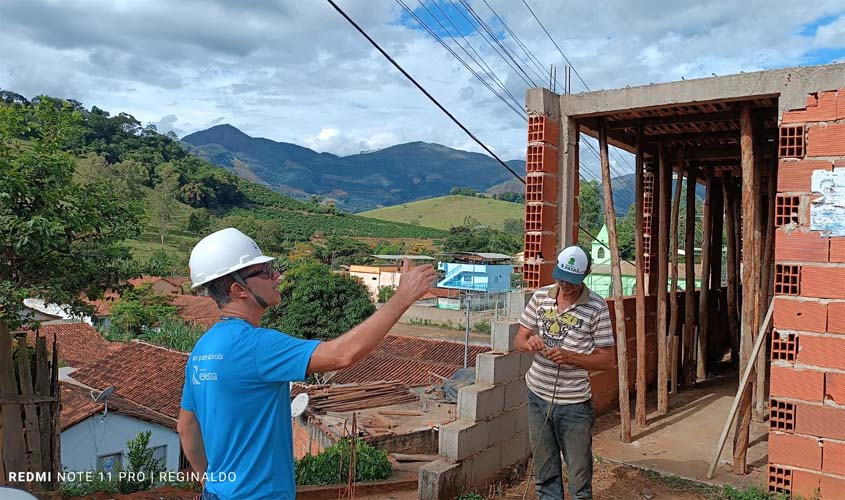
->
<box><xmin>182</xmin><ymin>124</ymin><xmax>525</xmax><ymax>212</ymax></box>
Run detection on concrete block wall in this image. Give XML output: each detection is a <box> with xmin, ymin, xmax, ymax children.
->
<box><xmin>768</xmin><ymin>88</ymin><xmax>845</xmax><ymax>500</ymax></box>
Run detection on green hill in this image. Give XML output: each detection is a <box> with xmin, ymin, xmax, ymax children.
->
<box><xmin>359</xmin><ymin>195</ymin><xmax>524</xmax><ymax>231</ymax></box>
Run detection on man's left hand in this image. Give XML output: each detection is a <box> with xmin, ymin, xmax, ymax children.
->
<box><xmin>542</xmin><ymin>347</ymin><xmax>572</xmax><ymax>365</ymax></box>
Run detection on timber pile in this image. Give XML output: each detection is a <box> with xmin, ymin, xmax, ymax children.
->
<box><xmin>305</xmin><ymin>381</ymin><xmax>418</xmax><ymax>414</ymax></box>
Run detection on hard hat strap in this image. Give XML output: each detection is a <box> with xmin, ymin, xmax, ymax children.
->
<box><xmin>232</xmin><ymin>273</ymin><xmax>270</xmax><ymax>309</ymax></box>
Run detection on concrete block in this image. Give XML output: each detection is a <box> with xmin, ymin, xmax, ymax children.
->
<box><xmin>476</xmin><ymin>351</ymin><xmax>521</xmax><ymax>384</ymax></box>
<box><xmin>501</xmin><ymin>430</ymin><xmax>530</xmax><ymax>468</ymax></box>
<box><xmin>504</xmin><ymin>380</ymin><xmax>528</xmax><ymax>409</ymax></box>
<box><xmin>491</xmin><ymin>321</ymin><xmax>520</xmax><ymax>352</ymax></box>
<box><xmin>465</xmin><ymin>443</ymin><xmax>502</xmax><ymax>487</ymax></box>
<box><xmin>513</xmin><ymin>404</ymin><xmax>529</xmax><ymax>433</ymax></box>
<box><xmin>439</xmin><ymin>418</ymin><xmax>489</xmax><ymax>461</ymax></box>
<box><xmin>519</xmin><ymin>351</ymin><xmax>536</xmax><ymax>375</ymax></box>
<box><xmin>458</xmin><ymin>383</ymin><xmax>505</xmax><ymax>421</ymax></box>
<box><xmin>487</xmin><ymin>408</ymin><xmax>517</xmax><ymax>447</ymax></box>
<box><xmin>418</xmin><ymin>458</ymin><xmax>463</xmax><ymax>500</ymax></box>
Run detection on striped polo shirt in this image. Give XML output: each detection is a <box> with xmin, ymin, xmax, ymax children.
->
<box><xmin>518</xmin><ymin>284</ymin><xmax>614</xmax><ymax>405</ymax></box>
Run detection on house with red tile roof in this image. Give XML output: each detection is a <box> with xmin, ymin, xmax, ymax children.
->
<box><xmin>170</xmin><ymin>294</ymin><xmax>219</xmax><ymax>328</ymax></box>
<box><xmin>23</xmin><ymin>323</ymin><xmax>123</xmax><ymax>369</ymax></box>
<box><xmin>60</xmin><ymin>382</ymin><xmax>179</xmax><ymax>472</ymax></box>
<box><xmin>128</xmin><ymin>276</ymin><xmax>190</xmax><ymax>296</ymax></box>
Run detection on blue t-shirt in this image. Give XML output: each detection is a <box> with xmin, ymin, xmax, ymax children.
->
<box><xmin>180</xmin><ymin>318</ymin><xmax>320</xmax><ymax>500</ymax></box>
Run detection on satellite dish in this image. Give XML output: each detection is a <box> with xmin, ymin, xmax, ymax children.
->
<box><xmin>90</xmin><ymin>386</ymin><xmax>115</xmax><ymax>418</ymax></box>
<box><xmin>291</xmin><ymin>393</ymin><xmax>309</xmax><ymax>418</ymax></box>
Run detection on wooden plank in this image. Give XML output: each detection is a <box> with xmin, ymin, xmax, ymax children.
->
<box><xmin>634</xmin><ymin>120</ymin><xmax>648</xmax><ymax>427</ymax></box>
<box><xmin>599</xmin><ymin>118</ymin><xmax>631</xmax><ymax>443</ymax></box>
<box><xmin>34</xmin><ymin>336</ymin><xmax>51</xmax><ymax>482</ymax></box>
<box><xmin>0</xmin><ymin>321</ymin><xmax>27</xmax><ymax>483</ymax></box>
<box><xmin>707</xmin><ymin>300</ymin><xmax>773</xmax><ymax>479</ymax></box>
<box><xmin>371</xmin><ymin>413</ymin><xmax>397</xmax><ymax>428</ymax></box>
<box><xmin>684</xmin><ymin>164</ymin><xmax>699</xmax><ymax>387</ymax></box>
<box><xmin>656</xmin><ymin>143</ymin><xmax>671</xmax><ymax>415</ymax></box>
<box><xmin>377</xmin><ymin>410</ymin><xmax>423</xmax><ymax>416</ymax></box>
<box><xmin>608</xmin><ymin>110</ymin><xmax>739</xmax><ymax>131</ymax></box>
<box><xmin>734</xmin><ymin>102</ymin><xmax>761</xmax><ymax>475</ymax></box>
<box><xmin>723</xmin><ymin>174</ymin><xmax>740</xmax><ymax>369</ymax></box>
<box><xmin>17</xmin><ymin>341</ymin><xmax>43</xmax><ymax>488</ymax></box>
<box><xmin>668</xmin><ymin>150</ymin><xmax>685</xmax><ymax>397</ymax></box>
<box><xmin>697</xmin><ymin>176</ymin><xmax>714</xmax><ymax>381</ymax></box>
<box><xmin>0</xmin><ymin>395</ymin><xmax>60</xmax><ymax>404</ymax></box>
<box><xmin>754</xmin><ymin>159</ymin><xmax>777</xmax><ymax>422</ymax></box>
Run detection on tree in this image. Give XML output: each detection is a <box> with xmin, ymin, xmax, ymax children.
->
<box><xmin>109</xmin><ymin>284</ymin><xmax>178</xmax><ymax>339</ymax></box>
<box><xmin>186</xmin><ymin>209</ymin><xmax>212</xmax><ymax>234</ymax></box>
<box><xmin>502</xmin><ymin>218</ymin><xmax>524</xmax><ymax>237</ymax></box>
<box><xmin>262</xmin><ymin>262</ymin><xmax>375</xmax><ymax>341</ymax></box>
<box><xmin>616</xmin><ymin>205</ymin><xmax>637</xmax><ymax>261</ymax></box>
<box><xmin>121</xmin><ymin>430</ymin><xmax>165</xmax><ymax>493</ymax></box>
<box><xmin>578</xmin><ymin>179</ymin><xmax>604</xmax><ymax>248</ymax></box>
<box><xmin>148</xmin><ymin>166</ymin><xmax>179</xmax><ymax>246</ymax></box>
<box><xmin>0</xmin><ymin>97</ymin><xmax>142</xmax><ymax>331</ymax></box>
<box><xmin>441</xmin><ymin>225</ymin><xmax>521</xmax><ymax>255</ymax></box>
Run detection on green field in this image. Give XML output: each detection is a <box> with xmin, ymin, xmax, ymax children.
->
<box><xmin>359</xmin><ymin>195</ymin><xmax>524</xmax><ymax>230</ymax></box>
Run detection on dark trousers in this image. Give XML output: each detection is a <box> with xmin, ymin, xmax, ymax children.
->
<box><xmin>527</xmin><ymin>389</ymin><xmax>595</xmax><ymax>500</ymax></box>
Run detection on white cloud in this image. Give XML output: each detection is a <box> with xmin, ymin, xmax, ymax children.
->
<box><xmin>0</xmin><ymin>0</ymin><xmax>843</xmax><ymax>164</ymax></box>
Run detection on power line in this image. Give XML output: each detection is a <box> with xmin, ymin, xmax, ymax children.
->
<box><xmin>480</xmin><ymin>0</ymin><xmax>549</xmax><ymax>88</ymax></box>
<box><xmin>326</xmin><ymin>0</ymin><xmax>635</xmax><ymax>266</ymax></box>
<box><xmin>520</xmin><ymin>0</ymin><xmax>590</xmax><ymax>92</ymax></box>
<box><xmin>324</xmin><ymin>0</ymin><xmax>525</xmax><ymax>183</ymax></box>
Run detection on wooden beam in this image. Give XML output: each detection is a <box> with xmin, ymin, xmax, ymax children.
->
<box><xmin>656</xmin><ymin>143</ymin><xmax>671</xmax><ymax>414</ymax></box>
<box><xmin>668</xmin><ymin>148</ymin><xmax>685</xmax><ymax>396</ymax></box>
<box><xmin>696</xmin><ymin>177</ymin><xmax>714</xmax><ymax>381</ymax></box>
<box><xmin>608</xmin><ymin>110</ymin><xmax>739</xmax><ymax>131</ymax></box>
<box><xmin>17</xmin><ymin>341</ymin><xmax>42</xmax><ymax>491</ymax></box>
<box><xmin>683</xmin><ymin>164</ymin><xmax>698</xmax><ymax>387</ymax></box>
<box><xmin>599</xmin><ymin>118</ymin><xmax>631</xmax><ymax>444</ymax></box>
<box><xmin>0</xmin><ymin>321</ymin><xmax>28</xmax><ymax>486</ymax></box>
<box><xmin>709</xmin><ymin>180</ymin><xmax>725</xmax><ymax>367</ymax></box>
<box><xmin>754</xmin><ymin>155</ymin><xmax>778</xmax><ymax>422</ymax></box>
<box><xmin>685</xmin><ymin>146</ymin><xmax>742</xmax><ymax>161</ymax></box>
<box><xmin>733</xmin><ymin>102</ymin><xmax>761</xmax><ymax>475</ymax></box>
<box><xmin>635</xmin><ymin>120</ymin><xmax>648</xmax><ymax>428</ymax></box>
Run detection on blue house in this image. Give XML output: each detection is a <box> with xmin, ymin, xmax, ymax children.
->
<box><xmin>436</xmin><ymin>253</ymin><xmax>513</xmax><ymax>292</ymax></box>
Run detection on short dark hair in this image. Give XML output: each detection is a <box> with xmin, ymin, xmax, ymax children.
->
<box><xmin>206</xmin><ymin>274</ymin><xmax>235</xmax><ymax>308</ymax></box>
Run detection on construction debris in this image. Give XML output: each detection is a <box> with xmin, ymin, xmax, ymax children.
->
<box><xmin>300</xmin><ymin>381</ymin><xmax>419</xmax><ymax>414</ymax></box>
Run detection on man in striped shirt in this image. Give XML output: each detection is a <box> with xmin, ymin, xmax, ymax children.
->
<box><xmin>514</xmin><ymin>246</ymin><xmax>615</xmax><ymax>500</ymax></box>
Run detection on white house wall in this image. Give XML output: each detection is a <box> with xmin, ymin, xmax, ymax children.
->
<box><xmin>61</xmin><ymin>413</ymin><xmax>179</xmax><ymax>472</ymax></box>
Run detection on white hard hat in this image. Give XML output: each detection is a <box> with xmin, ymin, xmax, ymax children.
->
<box><xmin>189</xmin><ymin>228</ymin><xmax>275</xmax><ymax>289</ymax></box>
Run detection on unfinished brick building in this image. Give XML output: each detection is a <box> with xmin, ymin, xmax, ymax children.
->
<box><xmin>420</xmin><ymin>62</ymin><xmax>845</xmax><ymax>499</ymax></box>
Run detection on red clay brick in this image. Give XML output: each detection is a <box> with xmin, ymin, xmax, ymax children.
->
<box><xmin>792</xmin><ymin>469</ymin><xmax>822</xmax><ymax>499</ymax></box>
<box><xmin>778</xmin><ymin>160</ymin><xmax>832</xmax><ymax>192</ymax></box>
<box><xmin>768</xmin><ymin>465</ymin><xmax>792</xmax><ymax>496</ymax></box>
<box><xmin>796</xmin><ymin>403</ymin><xmax>845</xmax><ymax>440</ymax></box>
<box><xmin>782</xmin><ymin>90</ymin><xmax>839</xmax><ymax>124</ymax></box>
<box><xmin>526</xmin><ymin>143</ymin><xmax>559</xmax><ymax>174</ymax></box>
<box><xmin>801</xmin><ymin>266</ymin><xmax>845</xmax><ymax>299</ymax></box>
<box><xmin>523</xmin><ymin>231</ymin><xmax>557</xmax><ymax>262</ymax></box>
<box><xmin>838</xmin><ymin>90</ymin><xmax>845</xmax><ymax>120</ymax></box>
<box><xmin>770</xmin><ymin>399</ymin><xmax>796</xmax><ymax>433</ymax></box>
<box><xmin>775</xmin><ymin>229</ymin><xmax>830</xmax><ymax>262</ymax></box>
<box><xmin>780</xmin><ymin>125</ymin><xmax>806</xmax><ymax>158</ymax></box>
<box><xmin>807</xmin><ymin>93</ymin><xmax>820</xmax><ymax>108</ymax></box>
<box><xmin>807</xmin><ymin>123</ymin><xmax>845</xmax><ymax>157</ymax></box>
<box><xmin>821</xmin><ymin>473</ymin><xmax>845</xmax><ymax>499</ymax></box>
<box><xmin>773</xmin><ymin>297</ymin><xmax>827</xmax><ymax>333</ymax></box>
<box><xmin>769</xmin><ymin>432</ymin><xmax>822</xmax><ymax>470</ymax></box>
<box><xmin>524</xmin><ymin>203</ymin><xmax>557</xmax><ymax>233</ymax></box>
<box><xmin>826</xmin><ymin>373</ymin><xmax>845</xmax><ymax>406</ymax></box>
<box><xmin>527</xmin><ymin>115</ymin><xmax>559</xmax><ymax>147</ymax></box>
<box><xmin>830</xmin><ymin>238</ymin><xmax>845</xmax><ymax>263</ymax></box>
<box><xmin>828</xmin><ymin>302</ymin><xmax>845</xmax><ymax>334</ymax></box>
<box><xmin>823</xmin><ymin>440</ymin><xmax>845</xmax><ymax>475</ymax></box>
<box><xmin>525</xmin><ymin>173</ymin><xmax>557</xmax><ymax>203</ymax></box>
<box><xmin>770</xmin><ymin>365</ymin><xmax>826</xmax><ymax>402</ymax></box>
<box><xmin>798</xmin><ymin>335</ymin><xmax>845</xmax><ymax>370</ymax></box>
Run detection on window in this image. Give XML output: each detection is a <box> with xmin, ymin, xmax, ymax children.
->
<box><xmin>152</xmin><ymin>445</ymin><xmax>167</xmax><ymax>468</ymax></box>
<box><xmin>597</xmin><ymin>248</ymin><xmax>605</xmax><ymax>259</ymax></box>
<box><xmin>97</xmin><ymin>452</ymin><xmax>122</xmax><ymax>472</ymax></box>
<box><xmin>463</xmin><ymin>276</ymin><xmax>472</xmax><ymax>282</ymax></box>
<box><xmin>371</xmin><ymin>277</ymin><xmax>377</xmax><ymax>281</ymax></box>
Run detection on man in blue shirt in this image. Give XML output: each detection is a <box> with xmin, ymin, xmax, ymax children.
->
<box><xmin>178</xmin><ymin>228</ymin><xmax>436</xmax><ymax>499</ymax></box>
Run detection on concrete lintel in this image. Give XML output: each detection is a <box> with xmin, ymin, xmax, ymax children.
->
<box><xmin>526</xmin><ymin>87</ymin><xmax>561</xmax><ymax>121</ymax></box>
<box><xmin>556</xmin><ymin>63</ymin><xmax>845</xmax><ymax>122</ymax></box>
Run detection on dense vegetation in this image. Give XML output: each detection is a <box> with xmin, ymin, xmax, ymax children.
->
<box><xmin>295</xmin><ymin>439</ymin><xmax>391</xmax><ymax>485</ymax></box>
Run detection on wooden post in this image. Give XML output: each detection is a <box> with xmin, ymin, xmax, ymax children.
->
<box><xmin>710</xmin><ymin>180</ymin><xmax>724</xmax><ymax>321</ymax></box>
<box><xmin>17</xmin><ymin>339</ymin><xmax>43</xmax><ymax>491</ymax></box>
<box><xmin>656</xmin><ymin>144</ymin><xmax>671</xmax><ymax>414</ymax></box>
<box><xmin>648</xmin><ymin>157</ymin><xmax>661</xmax><ymax>297</ymax></box>
<box><xmin>668</xmin><ymin>151</ymin><xmax>684</xmax><ymax>396</ymax></box>
<box><xmin>0</xmin><ymin>322</ymin><xmax>27</xmax><ymax>484</ymax></box>
<box><xmin>734</xmin><ymin>102</ymin><xmax>761</xmax><ymax>475</ymax></box>
<box><xmin>684</xmin><ymin>164</ymin><xmax>698</xmax><ymax>387</ymax></box>
<box><xmin>634</xmin><ymin>120</ymin><xmax>647</xmax><ymax>427</ymax></box>
<box><xmin>754</xmin><ymin>159</ymin><xmax>777</xmax><ymax>422</ymax></box>
<box><xmin>35</xmin><ymin>336</ymin><xmax>51</xmax><ymax>487</ymax></box>
<box><xmin>697</xmin><ymin>176</ymin><xmax>713</xmax><ymax>381</ymax></box>
<box><xmin>724</xmin><ymin>173</ymin><xmax>740</xmax><ymax>369</ymax></box>
<box><xmin>599</xmin><ymin>118</ymin><xmax>631</xmax><ymax>443</ymax></box>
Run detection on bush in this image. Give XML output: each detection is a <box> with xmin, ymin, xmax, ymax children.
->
<box><xmin>377</xmin><ymin>285</ymin><xmax>396</xmax><ymax>303</ymax></box>
<box><xmin>295</xmin><ymin>438</ymin><xmax>391</xmax><ymax>485</ymax></box>
<box><xmin>472</xmin><ymin>319</ymin><xmax>490</xmax><ymax>334</ymax></box>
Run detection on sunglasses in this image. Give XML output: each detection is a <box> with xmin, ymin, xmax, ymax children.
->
<box><xmin>239</xmin><ymin>262</ymin><xmax>280</xmax><ymax>280</ymax></box>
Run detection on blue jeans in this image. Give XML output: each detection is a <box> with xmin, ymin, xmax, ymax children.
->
<box><xmin>527</xmin><ymin>390</ymin><xmax>595</xmax><ymax>500</ymax></box>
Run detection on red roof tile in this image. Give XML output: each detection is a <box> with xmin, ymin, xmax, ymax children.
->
<box><xmin>24</xmin><ymin>323</ymin><xmax>123</xmax><ymax>368</ymax></box>
<box><xmin>129</xmin><ymin>276</ymin><xmax>190</xmax><ymax>290</ymax></box>
<box><xmin>329</xmin><ymin>335</ymin><xmax>489</xmax><ymax>387</ymax></box>
<box><xmin>69</xmin><ymin>342</ymin><xmax>188</xmax><ymax>420</ymax></box>
<box><xmin>82</xmin><ymin>291</ymin><xmax>119</xmax><ymax>317</ymax></box>
<box><xmin>60</xmin><ymin>382</ymin><xmax>176</xmax><ymax>431</ymax></box>
<box><xmin>171</xmin><ymin>295</ymin><xmax>219</xmax><ymax>328</ymax></box>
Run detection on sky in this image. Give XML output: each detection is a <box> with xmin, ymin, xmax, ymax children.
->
<box><xmin>1</xmin><ymin>0</ymin><xmax>844</xmax><ymax>179</ymax></box>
